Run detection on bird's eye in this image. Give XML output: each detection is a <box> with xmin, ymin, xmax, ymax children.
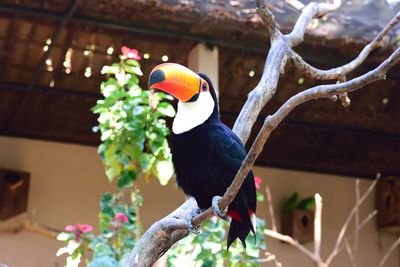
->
<box><xmin>202</xmin><ymin>82</ymin><xmax>208</xmax><ymax>92</ymax></box>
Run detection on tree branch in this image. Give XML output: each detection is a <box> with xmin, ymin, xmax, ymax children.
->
<box><xmin>265</xmin><ymin>185</ymin><xmax>277</xmax><ymax>232</ymax></box>
<box><xmin>291</xmin><ymin>11</ymin><xmax>400</xmax><ymax>80</ymax></box>
<box><xmin>353</xmin><ymin>179</ymin><xmax>360</xmax><ymax>251</ymax></box>
<box><xmin>285</xmin><ymin>0</ymin><xmax>342</xmax><ymax>47</ymax></box>
<box><xmin>314</xmin><ymin>194</ymin><xmax>323</xmax><ymax>260</ymax></box>
<box><xmin>325</xmin><ymin>175</ymin><xmax>381</xmax><ymax>265</ymax></box>
<box><xmin>233</xmin><ymin>0</ymin><xmax>346</xmax><ymax>143</ymax></box>
<box><xmin>377</xmin><ymin>237</ymin><xmax>400</xmax><ymax>267</ymax></box>
<box><xmin>256</xmin><ymin>0</ymin><xmax>281</xmax><ymax>40</ymax></box>
<box><xmin>0</xmin><ymin>213</ymin><xmax>60</xmax><ymax>238</ymax></box>
<box><xmin>264</xmin><ymin>229</ymin><xmax>318</xmax><ymax>263</ymax></box>
<box><xmin>126</xmin><ymin>2</ymin><xmax>400</xmax><ymax>265</ymax></box>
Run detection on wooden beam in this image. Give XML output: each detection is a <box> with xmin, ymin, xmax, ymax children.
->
<box><xmin>3</xmin><ymin>0</ymin><xmax>80</xmax><ymax>132</ymax></box>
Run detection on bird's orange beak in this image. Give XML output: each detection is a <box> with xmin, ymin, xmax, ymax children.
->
<box><xmin>148</xmin><ymin>63</ymin><xmax>208</xmax><ymax>102</ymax></box>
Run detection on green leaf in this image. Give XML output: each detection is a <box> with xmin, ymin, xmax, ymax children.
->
<box><xmin>123</xmin><ymin>65</ymin><xmax>143</xmax><ymax>76</ymax></box>
<box><xmin>101</xmin><ymin>65</ymin><xmax>120</xmax><ymax>75</ymax></box>
<box><xmin>105</xmin><ymin>161</ymin><xmax>122</xmax><ymax>182</ymax></box>
<box><xmin>117</xmin><ymin>170</ymin><xmax>137</xmax><ymax>189</ymax></box>
<box><xmin>155</xmin><ymin>160</ymin><xmax>174</xmax><ymax>185</ymax></box>
<box><xmin>282</xmin><ymin>192</ymin><xmax>299</xmax><ymax>217</ymax></box>
<box><xmin>125</xmin><ymin>59</ymin><xmax>140</xmax><ymax>67</ymax></box>
<box><xmin>297</xmin><ymin>196</ymin><xmax>315</xmax><ymax>210</ymax></box>
<box><xmin>256</xmin><ymin>191</ymin><xmax>264</xmax><ymax>202</ymax></box>
<box><xmin>157</xmin><ymin>102</ymin><xmax>176</xmax><ymax>117</ymax></box>
<box><xmin>121</xmin><ymin>144</ymin><xmax>141</xmax><ymax>160</ymax></box>
<box><xmin>102</xmin><ymin>84</ymin><xmax>117</xmax><ymax>98</ymax></box>
<box><xmin>138</xmin><ymin>153</ymin><xmax>154</xmax><ymax>173</ymax></box>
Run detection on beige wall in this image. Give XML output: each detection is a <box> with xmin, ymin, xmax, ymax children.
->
<box><xmin>0</xmin><ymin>136</ymin><xmax>398</xmax><ymax>267</ymax></box>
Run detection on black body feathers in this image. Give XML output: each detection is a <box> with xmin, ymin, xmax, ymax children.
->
<box><xmin>171</xmin><ymin>74</ymin><xmax>256</xmax><ymax>249</ymax></box>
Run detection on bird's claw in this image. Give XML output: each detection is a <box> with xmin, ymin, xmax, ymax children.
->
<box><xmin>185</xmin><ymin>219</ymin><xmax>200</xmax><ymax>234</ymax></box>
<box><xmin>212</xmin><ymin>196</ymin><xmax>229</xmax><ymax>220</ymax></box>
<box><xmin>180</xmin><ymin>208</ymin><xmax>201</xmax><ymax>234</ymax></box>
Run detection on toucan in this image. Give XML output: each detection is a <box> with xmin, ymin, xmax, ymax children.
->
<box><xmin>148</xmin><ymin>63</ymin><xmax>256</xmax><ymax>249</ymax></box>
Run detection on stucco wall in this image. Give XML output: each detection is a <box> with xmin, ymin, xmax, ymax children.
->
<box><xmin>0</xmin><ymin>135</ymin><xmax>397</xmax><ymax>267</ymax></box>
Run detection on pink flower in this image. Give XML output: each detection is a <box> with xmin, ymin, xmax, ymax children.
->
<box><xmin>76</xmin><ymin>224</ymin><xmax>94</xmax><ymax>233</ymax></box>
<box><xmin>254</xmin><ymin>176</ymin><xmax>262</xmax><ymax>190</ymax></box>
<box><xmin>114</xmin><ymin>212</ymin><xmax>129</xmax><ymax>224</ymax></box>
<box><xmin>65</xmin><ymin>223</ymin><xmax>93</xmax><ymax>241</ymax></box>
<box><xmin>65</xmin><ymin>223</ymin><xmax>93</xmax><ymax>234</ymax></box>
<box><xmin>121</xmin><ymin>46</ymin><xmax>141</xmax><ymax>60</ymax></box>
<box><xmin>65</xmin><ymin>225</ymin><xmax>76</xmax><ymax>232</ymax></box>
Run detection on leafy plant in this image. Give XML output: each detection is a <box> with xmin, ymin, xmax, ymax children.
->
<box><xmin>57</xmin><ymin>46</ymin><xmax>175</xmax><ymax>267</ymax></box>
<box><xmin>92</xmin><ymin>47</ymin><xmax>175</xmax><ymax>188</ymax></box>
<box><xmin>282</xmin><ymin>192</ymin><xmax>315</xmax><ymax>217</ymax></box>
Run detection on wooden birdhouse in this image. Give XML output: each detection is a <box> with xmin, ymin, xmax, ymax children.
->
<box><xmin>376</xmin><ymin>176</ymin><xmax>400</xmax><ymax>233</ymax></box>
<box><xmin>0</xmin><ymin>168</ymin><xmax>30</xmax><ymax>220</ymax></box>
<box><xmin>282</xmin><ymin>209</ymin><xmax>315</xmax><ymax>244</ymax></box>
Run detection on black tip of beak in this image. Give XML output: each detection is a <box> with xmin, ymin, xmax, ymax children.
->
<box><xmin>148</xmin><ymin>69</ymin><xmax>165</xmax><ymax>88</ymax></box>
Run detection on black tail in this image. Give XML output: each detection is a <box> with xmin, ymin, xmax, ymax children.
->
<box><xmin>227</xmin><ymin>212</ymin><xmax>255</xmax><ymax>250</ymax></box>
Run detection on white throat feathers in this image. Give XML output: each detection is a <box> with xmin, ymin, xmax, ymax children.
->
<box><xmin>172</xmin><ymin>91</ymin><xmax>215</xmax><ymax>134</ymax></box>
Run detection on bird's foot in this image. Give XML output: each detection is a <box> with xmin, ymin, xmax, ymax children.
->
<box><xmin>182</xmin><ymin>208</ymin><xmax>201</xmax><ymax>234</ymax></box>
<box><xmin>185</xmin><ymin>219</ymin><xmax>200</xmax><ymax>234</ymax></box>
<box><xmin>212</xmin><ymin>196</ymin><xmax>229</xmax><ymax>221</ymax></box>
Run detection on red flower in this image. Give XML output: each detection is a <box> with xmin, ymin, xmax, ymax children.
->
<box><xmin>114</xmin><ymin>212</ymin><xmax>129</xmax><ymax>224</ymax></box>
<box><xmin>121</xmin><ymin>46</ymin><xmax>141</xmax><ymax>60</ymax></box>
<box><xmin>254</xmin><ymin>176</ymin><xmax>262</xmax><ymax>190</ymax></box>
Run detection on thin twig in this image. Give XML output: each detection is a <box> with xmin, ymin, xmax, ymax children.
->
<box><xmin>314</xmin><ymin>194</ymin><xmax>322</xmax><ymax>258</ymax></box>
<box><xmin>326</xmin><ymin>174</ymin><xmax>381</xmax><ymax>265</ymax></box>
<box><xmin>240</xmin><ymin>252</ymin><xmax>282</xmax><ymax>266</ymax></box>
<box><xmin>354</xmin><ymin>179</ymin><xmax>360</xmax><ymax>251</ymax></box>
<box><xmin>264</xmin><ymin>229</ymin><xmax>316</xmax><ymax>262</ymax></box>
<box><xmin>344</xmin><ymin>238</ymin><xmax>357</xmax><ymax>267</ymax></box>
<box><xmin>265</xmin><ymin>185</ymin><xmax>277</xmax><ymax>232</ymax></box>
<box><xmin>377</xmin><ymin>236</ymin><xmax>400</xmax><ymax>267</ymax></box>
<box><xmin>0</xmin><ymin>213</ymin><xmax>60</xmax><ymax>238</ymax></box>
<box><xmin>336</xmin><ymin>210</ymin><xmax>378</xmax><ymax>256</ymax></box>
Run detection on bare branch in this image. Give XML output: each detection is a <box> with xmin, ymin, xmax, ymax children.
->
<box><xmin>256</xmin><ymin>0</ymin><xmax>281</xmax><ymax>39</ymax></box>
<box><xmin>232</xmin><ymin>40</ymin><xmax>289</xmax><ymax>143</ymax></box>
<box><xmin>291</xmin><ymin>11</ymin><xmax>400</xmax><ymax>80</ymax></box>
<box><xmin>240</xmin><ymin>252</ymin><xmax>283</xmax><ymax>266</ymax></box>
<box><xmin>353</xmin><ymin>179</ymin><xmax>360</xmax><ymax>250</ymax></box>
<box><xmin>326</xmin><ymin>175</ymin><xmax>381</xmax><ymax>265</ymax></box>
<box><xmin>285</xmin><ymin>0</ymin><xmax>305</xmax><ymax>11</ymax></box>
<box><xmin>265</xmin><ymin>185</ymin><xmax>277</xmax><ymax>232</ymax></box>
<box><xmin>126</xmin><ymin>199</ymin><xmax>197</xmax><ymax>266</ymax></box>
<box><xmin>264</xmin><ymin>229</ymin><xmax>317</xmax><ymax>263</ymax></box>
<box><xmin>127</xmin><ymin>1</ymin><xmax>400</xmax><ymax>264</ymax></box>
<box><xmin>286</xmin><ymin>0</ymin><xmax>342</xmax><ymax>47</ymax></box>
<box><xmin>264</xmin><ymin>49</ymin><xmax>400</xmax><ymax>136</ymax></box>
<box><xmin>314</xmin><ymin>194</ymin><xmax>323</xmax><ymax>258</ymax></box>
<box><xmin>0</xmin><ymin>213</ymin><xmax>60</xmax><ymax>238</ymax></box>
<box><xmin>377</xmin><ymin>237</ymin><xmax>400</xmax><ymax>267</ymax></box>
<box><xmin>334</xmin><ymin>210</ymin><xmax>378</xmax><ymax>258</ymax></box>
<box><xmin>344</xmin><ymin>238</ymin><xmax>357</xmax><ymax>267</ymax></box>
